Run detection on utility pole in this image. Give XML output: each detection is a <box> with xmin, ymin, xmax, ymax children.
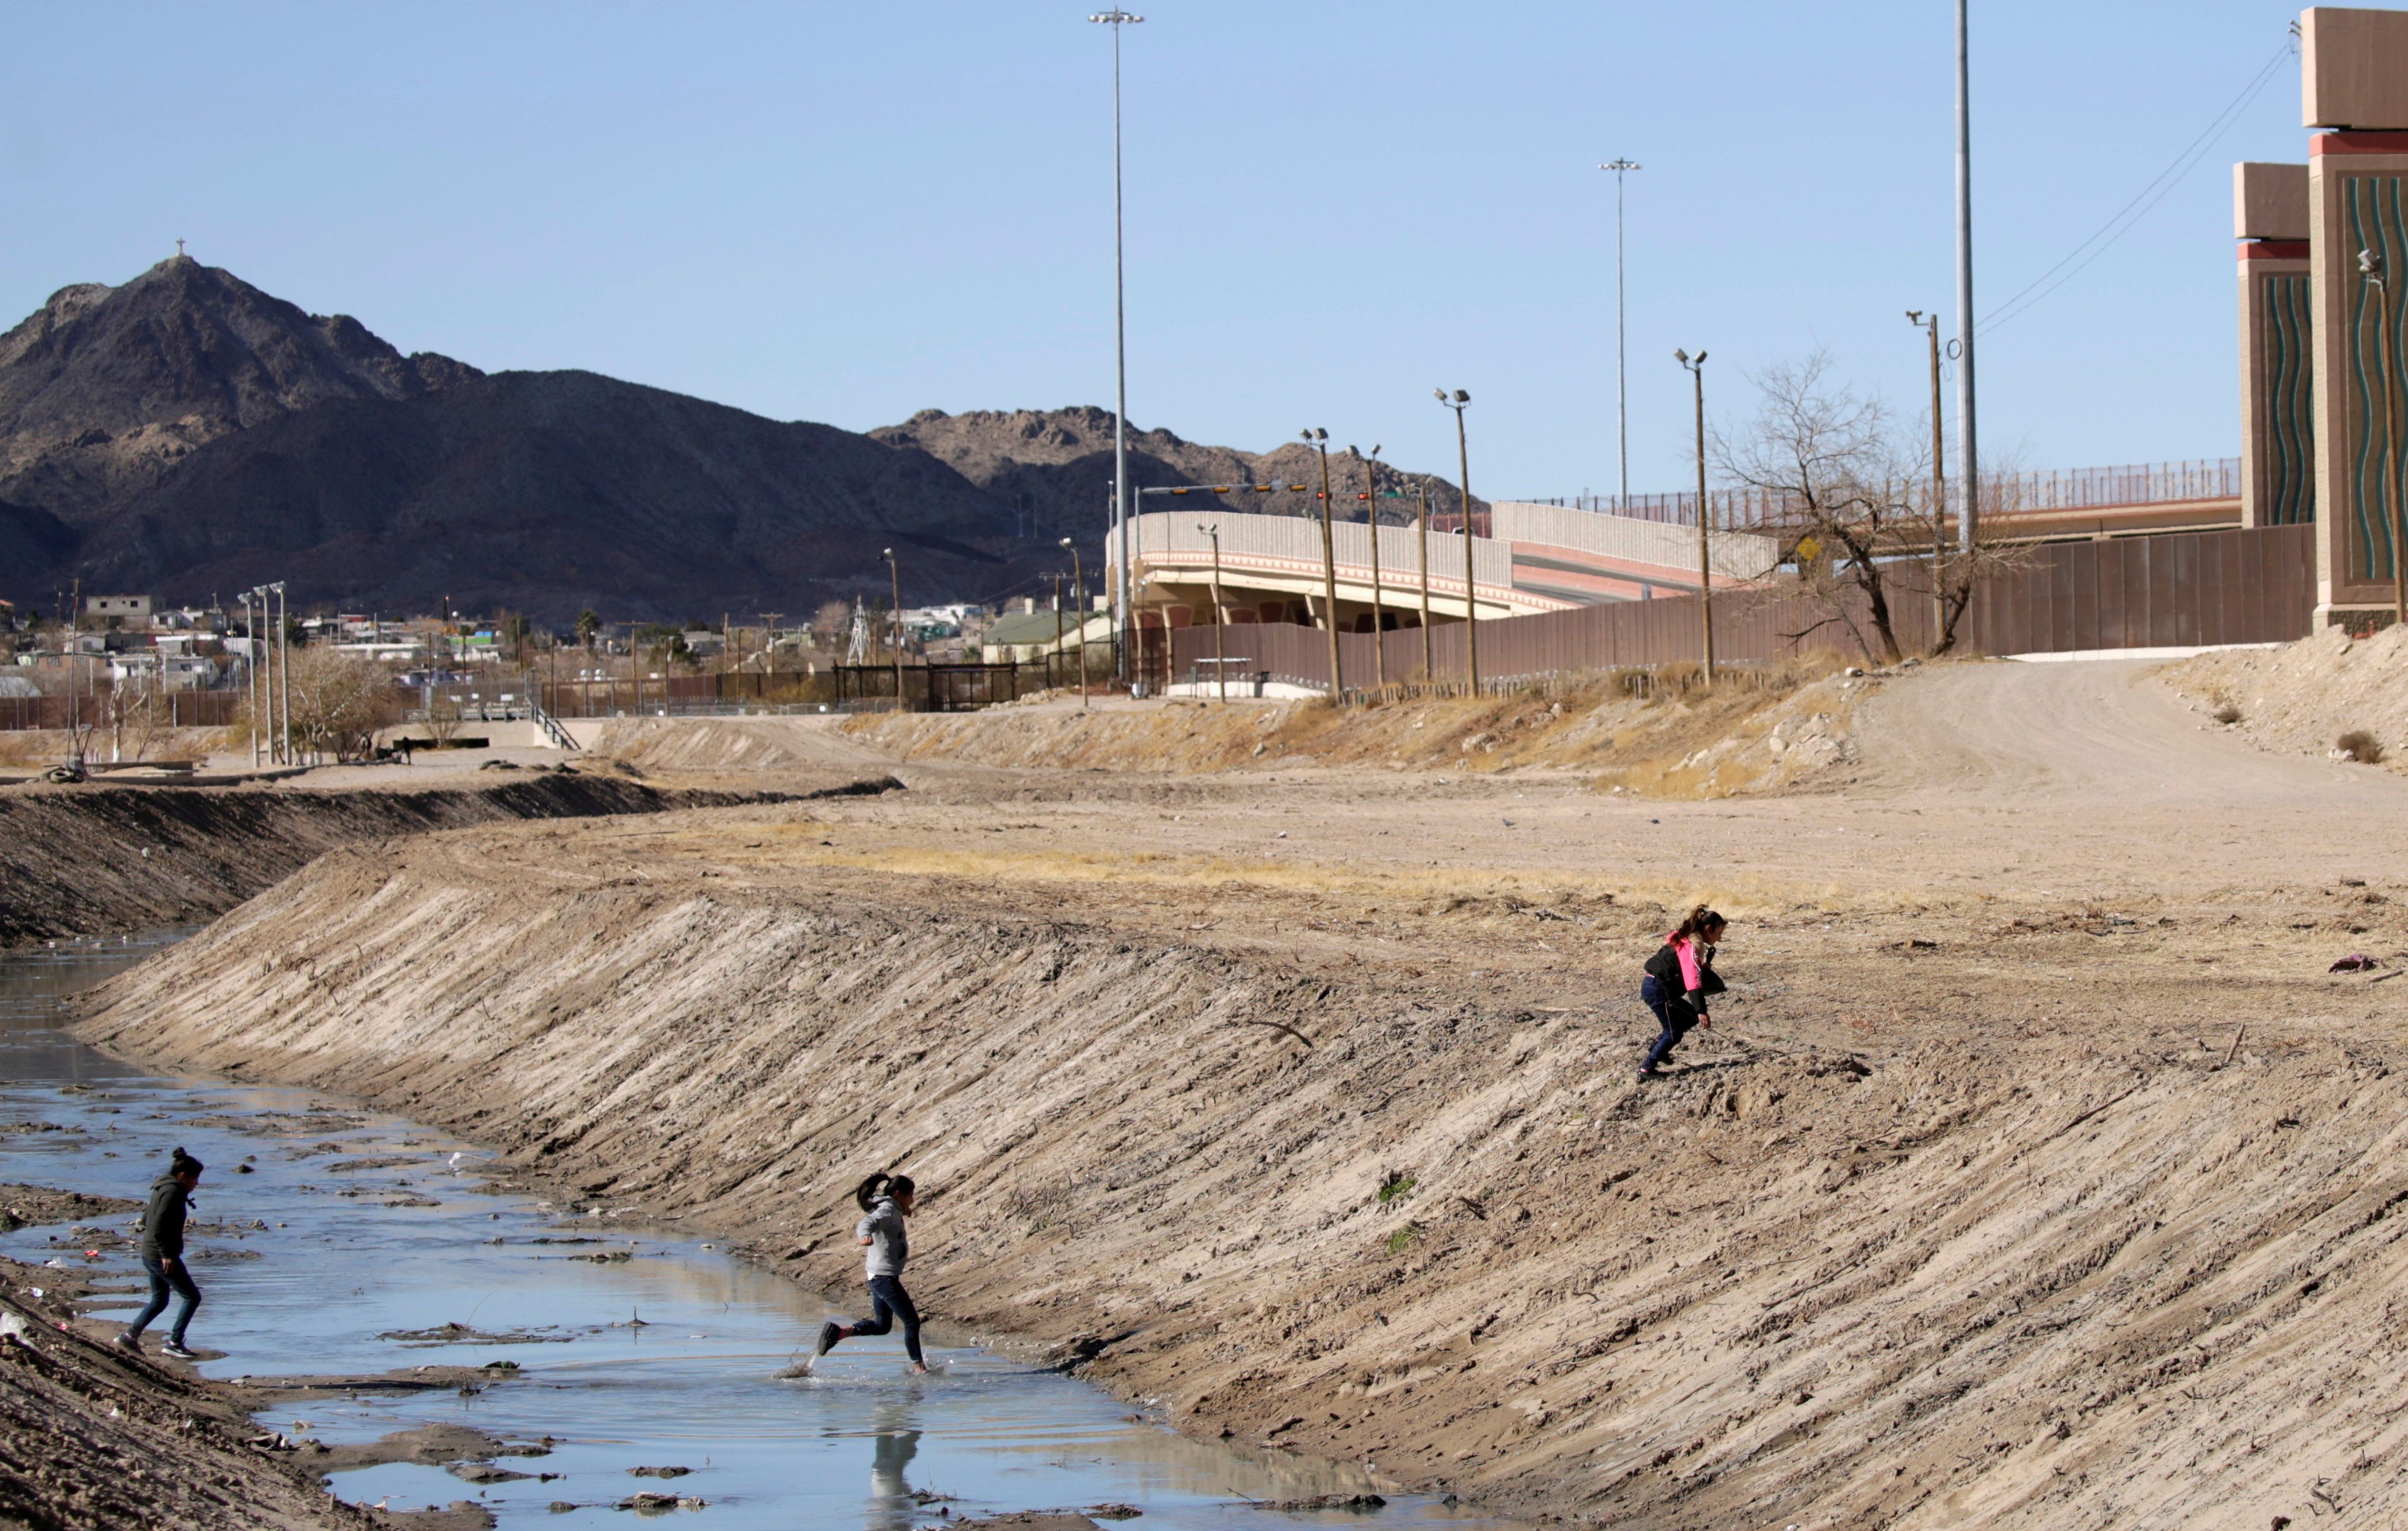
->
<box><xmin>1601</xmin><ymin>158</ymin><xmax>1641</xmax><ymax>509</ymax></box>
<box><xmin>2364</xmin><ymin>249</ymin><xmax>2406</xmax><ymax>625</ymax></box>
<box><xmin>1355</xmin><ymin>445</ymin><xmax>1386</xmax><ymax>690</ymax></box>
<box><xmin>1434</xmin><ymin>390</ymin><xmax>1478</xmax><ymax>693</ymax></box>
<box><xmin>1675</xmin><ymin>351</ymin><xmax>1714</xmax><ymax>683</ymax></box>
<box><xmin>1059</xmin><ymin>536</ymin><xmax>1090</xmax><ymax>707</ymax></box>
<box><xmin>1302</xmin><ymin>428</ymin><xmax>1344</xmax><ymax>700</ymax></box>
<box><xmin>1415</xmin><ymin>485</ymin><xmax>1434</xmax><ymax>679</ymax></box>
<box><xmin>883</xmin><ymin>548</ymin><xmax>905</xmax><ymax>712</ymax></box>
<box><xmin>1091</xmin><ymin>8</ymin><xmax>1144</xmax><ymax>679</ymax></box>
<box><xmin>246</xmin><ymin>589</ymin><xmax>261</xmax><ymax>768</ymax></box>
<box><xmin>274</xmin><ymin>582</ymin><xmax>290</xmax><ymax>765</ymax></box>
<box><xmin>1199</xmin><ymin>522</ymin><xmax>1226</xmax><ymax>703</ymax></box>
<box><xmin>1908</xmin><ymin>310</ymin><xmax>1947</xmax><ymax>641</ymax></box>
<box><xmin>1053</xmin><ymin>571</ymin><xmax>1067</xmax><ymax>691</ymax></box>
<box><xmin>1953</xmin><ymin>0</ymin><xmax>1979</xmax><ymax>552</ymax></box>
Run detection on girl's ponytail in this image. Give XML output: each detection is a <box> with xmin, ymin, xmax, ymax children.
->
<box><xmin>854</xmin><ymin>1171</ymin><xmax>917</xmax><ymax>1211</ymax></box>
<box><xmin>1674</xmin><ymin>906</ymin><xmax>1725</xmax><ymax>942</ymax></box>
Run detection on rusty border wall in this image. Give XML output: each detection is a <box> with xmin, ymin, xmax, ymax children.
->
<box><xmin>1166</xmin><ymin>523</ymin><xmax>2316</xmax><ymax>692</ymax></box>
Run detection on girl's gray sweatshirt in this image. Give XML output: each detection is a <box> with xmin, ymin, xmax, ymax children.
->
<box><xmin>857</xmin><ymin>1195</ymin><xmax>908</xmax><ymax>1278</ymax></box>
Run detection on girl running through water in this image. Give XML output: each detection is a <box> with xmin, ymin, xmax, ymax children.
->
<box><xmin>814</xmin><ymin>1173</ymin><xmax>927</xmax><ymax>1374</ymax></box>
<box><xmin>1638</xmin><ymin>906</ymin><xmax>1727</xmax><ymax>1080</ymax></box>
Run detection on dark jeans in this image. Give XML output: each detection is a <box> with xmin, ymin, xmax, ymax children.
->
<box><xmin>1640</xmin><ymin>975</ymin><xmax>1700</xmax><ymax>1073</ymax></box>
<box><xmin>850</xmin><ymin>1274</ymin><xmax>923</xmax><ymax>1365</ymax></box>
<box><xmin>129</xmin><ymin>1252</ymin><xmax>201</xmax><ymax>1346</ymax></box>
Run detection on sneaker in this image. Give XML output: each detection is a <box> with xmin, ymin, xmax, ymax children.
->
<box><xmin>161</xmin><ymin>1342</ymin><xmax>199</xmax><ymax>1360</ymax></box>
<box><xmin>813</xmin><ymin>1322</ymin><xmax>841</xmax><ymax>1358</ymax></box>
<box><xmin>1636</xmin><ymin>1067</ymin><xmax>1660</xmax><ymax>1082</ymax></box>
<box><xmin>113</xmin><ymin>1332</ymin><xmax>142</xmax><ymax>1352</ymax></box>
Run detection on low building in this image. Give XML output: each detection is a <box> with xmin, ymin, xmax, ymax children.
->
<box><xmin>981</xmin><ymin>609</ymin><xmax>1110</xmax><ymax>663</ymax></box>
<box><xmin>82</xmin><ymin>594</ymin><xmax>153</xmax><ymax>627</ymax></box>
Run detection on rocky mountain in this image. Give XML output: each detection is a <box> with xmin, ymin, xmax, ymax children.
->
<box><xmin>871</xmin><ymin>407</ymin><xmax>1482</xmax><ymax>543</ymax></box>
<box><xmin>0</xmin><ymin>262</ymin><xmax>1483</xmax><ymax>627</ymax></box>
<box><xmin>0</xmin><ymin>260</ymin><xmax>1034</xmax><ymax>624</ymax></box>
<box><xmin>0</xmin><ymin>258</ymin><xmax>478</xmax><ymax>529</ymax></box>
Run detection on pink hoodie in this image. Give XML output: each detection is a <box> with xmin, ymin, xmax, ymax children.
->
<box><xmin>1664</xmin><ymin>932</ymin><xmax>1705</xmax><ymax>995</ymax></box>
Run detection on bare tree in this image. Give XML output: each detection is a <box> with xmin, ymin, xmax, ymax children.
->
<box><xmin>1724</xmin><ymin>352</ymin><xmax>1921</xmax><ymax>665</ymax></box>
<box><xmin>1920</xmin><ymin>465</ymin><xmax>2032</xmax><ymax>656</ymax></box>
<box><xmin>244</xmin><ymin>647</ymin><xmax>402</xmax><ymax>762</ymax></box>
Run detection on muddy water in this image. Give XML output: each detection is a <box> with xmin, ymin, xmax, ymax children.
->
<box><xmin>2</xmin><ymin>936</ymin><xmax>1524</xmax><ymax>1530</ymax></box>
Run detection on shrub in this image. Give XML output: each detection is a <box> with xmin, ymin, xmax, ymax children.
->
<box><xmin>2212</xmin><ymin>701</ymin><xmax>2241</xmax><ymax>725</ymax></box>
<box><xmin>1377</xmin><ymin>1172</ymin><xmax>1416</xmax><ymax>1206</ymax></box>
<box><xmin>1385</xmin><ymin>1222</ymin><xmax>1423</xmax><ymax>1256</ymax></box>
<box><xmin>2339</xmin><ymin>730</ymin><xmax>2385</xmax><ymax>765</ymax></box>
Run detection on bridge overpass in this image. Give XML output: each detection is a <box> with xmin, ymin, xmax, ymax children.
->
<box><xmin>1113</xmin><ymin>457</ymin><xmax>2244</xmax><ymax>637</ymax></box>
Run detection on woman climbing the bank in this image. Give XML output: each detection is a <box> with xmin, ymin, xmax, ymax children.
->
<box><xmin>1638</xmin><ymin>906</ymin><xmax>1727</xmax><ymax>1081</ymax></box>
<box><xmin>814</xmin><ymin>1173</ymin><xmax>927</xmax><ymax>1374</ymax></box>
<box><xmin>118</xmin><ymin>1146</ymin><xmax>204</xmax><ymax>1359</ymax></box>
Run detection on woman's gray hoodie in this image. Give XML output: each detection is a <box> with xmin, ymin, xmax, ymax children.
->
<box><xmin>857</xmin><ymin>1194</ymin><xmax>908</xmax><ymax>1279</ymax></box>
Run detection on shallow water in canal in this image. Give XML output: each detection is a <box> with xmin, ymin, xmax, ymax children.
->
<box><xmin>1</xmin><ymin>934</ymin><xmax>1526</xmax><ymax>1529</ymax></box>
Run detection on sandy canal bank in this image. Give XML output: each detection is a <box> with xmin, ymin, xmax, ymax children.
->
<box><xmin>0</xmin><ymin>772</ymin><xmax>892</xmax><ymax>950</ymax></box>
<box><xmin>65</xmin><ymin>780</ymin><xmax>2408</xmax><ymax>1528</ymax></box>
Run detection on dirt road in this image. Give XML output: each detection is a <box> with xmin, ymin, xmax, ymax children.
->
<box><xmin>63</xmin><ymin>655</ymin><xmax>2408</xmax><ymax>1530</ymax></box>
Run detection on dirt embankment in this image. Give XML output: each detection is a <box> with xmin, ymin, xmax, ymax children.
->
<box><xmin>2165</xmin><ymin>624</ymin><xmax>2408</xmax><ymax>770</ymax></box>
<box><xmin>832</xmin><ymin>658</ymin><xmax>1872</xmax><ymax>796</ymax></box>
<box><xmin>0</xmin><ymin>776</ymin><xmax>790</xmax><ymax>949</ymax></box>
<box><xmin>0</xmin><ymin>1269</ymin><xmax>381</xmax><ymax>1531</ymax></box>
<box><xmin>73</xmin><ymin>802</ymin><xmax>2408</xmax><ymax>1531</ymax></box>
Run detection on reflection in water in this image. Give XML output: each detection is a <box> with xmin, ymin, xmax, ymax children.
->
<box><xmin>1</xmin><ymin>935</ymin><xmax>1528</xmax><ymax>1530</ymax></box>
<box><xmin>868</xmin><ymin>1404</ymin><xmax>923</xmax><ymax>1531</ymax></box>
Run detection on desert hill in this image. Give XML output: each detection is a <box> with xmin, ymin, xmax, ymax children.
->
<box><xmin>872</xmin><ymin>406</ymin><xmax>1482</xmax><ymax>544</ymax></box>
<box><xmin>0</xmin><ymin>263</ymin><xmax>1483</xmax><ymax>625</ymax></box>
<box><xmin>0</xmin><ymin>261</ymin><xmax>1038</xmax><ymax>623</ymax></box>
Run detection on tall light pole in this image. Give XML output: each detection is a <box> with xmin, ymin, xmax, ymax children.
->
<box><xmin>2362</xmin><ymin>248</ymin><xmax>2405</xmax><ymax>626</ymax></box>
<box><xmin>1434</xmin><ymin>389</ymin><xmax>1478</xmax><ymax>694</ymax></box>
<box><xmin>1302</xmin><ymin>428</ymin><xmax>1344</xmax><ymax>700</ymax></box>
<box><xmin>1059</xmin><ymin>535</ymin><xmax>1091</xmax><ymax>707</ymax></box>
<box><xmin>1600</xmin><ymin>158</ymin><xmax>1641</xmax><ymax>510</ymax></box>
<box><xmin>273</xmin><ymin>581</ymin><xmax>289</xmax><ymax>765</ymax></box>
<box><xmin>1675</xmin><ymin>351</ymin><xmax>1714</xmax><ymax>683</ymax></box>
<box><xmin>1907</xmin><ymin>310</ymin><xmax>1947</xmax><ymax>641</ymax></box>
<box><xmin>1198</xmin><ymin>522</ymin><xmax>1226</xmax><ymax>703</ymax></box>
<box><xmin>1414</xmin><ymin>485</ymin><xmax>1434</xmax><ymax>679</ymax></box>
<box><xmin>882</xmin><ymin>548</ymin><xmax>905</xmax><ymax>711</ymax></box>
<box><xmin>1353</xmin><ymin>444</ymin><xmax>1386</xmax><ymax>690</ymax></box>
<box><xmin>1953</xmin><ymin>0</ymin><xmax>1978</xmax><ymax>552</ymax></box>
<box><xmin>246</xmin><ymin>588</ymin><xmax>261</xmax><ymax>769</ymax></box>
<box><xmin>1091</xmin><ymin>8</ymin><xmax>1143</xmax><ymax>679</ymax></box>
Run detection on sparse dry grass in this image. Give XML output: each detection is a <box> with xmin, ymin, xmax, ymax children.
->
<box><xmin>840</xmin><ymin>652</ymin><xmax>1861</xmax><ymax>799</ymax></box>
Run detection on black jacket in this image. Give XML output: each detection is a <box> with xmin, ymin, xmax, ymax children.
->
<box><xmin>139</xmin><ymin>1173</ymin><xmax>189</xmax><ymax>1260</ymax></box>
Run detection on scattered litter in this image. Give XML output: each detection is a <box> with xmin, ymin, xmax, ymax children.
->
<box><xmin>628</xmin><ymin>1466</ymin><xmax>693</xmax><ymax>1479</ymax></box>
<box><xmin>2331</xmin><ymin>954</ymin><xmax>2382</xmax><ymax>973</ymax></box>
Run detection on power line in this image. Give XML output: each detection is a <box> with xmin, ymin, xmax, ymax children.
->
<box><xmin>1978</xmin><ymin>41</ymin><xmax>2292</xmax><ymax>337</ymax></box>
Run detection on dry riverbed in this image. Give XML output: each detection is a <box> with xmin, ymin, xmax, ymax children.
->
<box><xmin>38</xmin><ymin>649</ymin><xmax>2408</xmax><ymax>1529</ymax></box>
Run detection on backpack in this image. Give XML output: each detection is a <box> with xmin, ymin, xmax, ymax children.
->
<box><xmin>1645</xmin><ymin>939</ymin><xmax>1727</xmax><ymax>997</ymax></box>
<box><xmin>1643</xmin><ymin>942</ymin><xmax>1683</xmax><ymax>988</ymax></box>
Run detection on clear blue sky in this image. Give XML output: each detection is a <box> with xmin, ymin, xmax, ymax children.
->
<box><xmin>0</xmin><ymin>1</ymin><xmax>2311</xmax><ymax>499</ymax></box>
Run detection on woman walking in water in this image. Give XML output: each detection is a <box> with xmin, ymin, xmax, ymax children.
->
<box><xmin>1638</xmin><ymin>906</ymin><xmax>1727</xmax><ymax>1081</ymax></box>
<box><xmin>815</xmin><ymin>1173</ymin><xmax>927</xmax><ymax>1374</ymax></box>
<box><xmin>118</xmin><ymin>1146</ymin><xmax>204</xmax><ymax>1359</ymax></box>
